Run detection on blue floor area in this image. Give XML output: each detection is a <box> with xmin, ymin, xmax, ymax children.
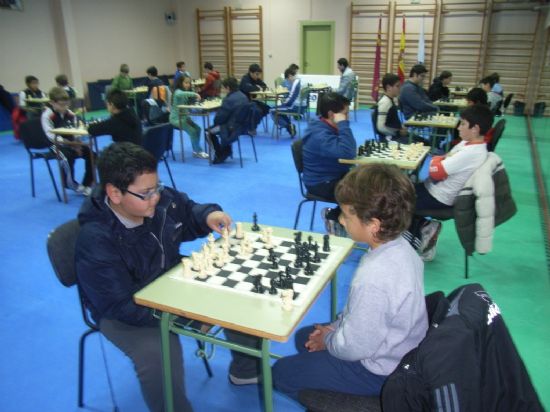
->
<box><xmin>1</xmin><ymin>111</ymin><xmax>548</xmax><ymax>411</ymax></box>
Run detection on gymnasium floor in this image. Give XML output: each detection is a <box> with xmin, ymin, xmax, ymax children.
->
<box><xmin>0</xmin><ymin>109</ymin><xmax>548</xmax><ymax>411</ymax></box>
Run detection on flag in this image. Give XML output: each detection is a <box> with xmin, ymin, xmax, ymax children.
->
<box><xmin>397</xmin><ymin>16</ymin><xmax>406</xmax><ymax>83</ymax></box>
<box><xmin>371</xmin><ymin>16</ymin><xmax>382</xmax><ymax>102</ymax></box>
<box><xmin>417</xmin><ymin>16</ymin><xmax>425</xmax><ymax>64</ymax></box>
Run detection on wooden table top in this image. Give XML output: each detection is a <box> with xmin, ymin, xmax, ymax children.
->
<box><xmin>134</xmin><ymin>223</ymin><xmax>354</xmax><ymax>342</ymax></box>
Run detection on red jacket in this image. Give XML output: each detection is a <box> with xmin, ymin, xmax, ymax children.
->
<box><xmin>201</xmin><ymin>70</ymin><xmax>221</xmax><ymax>98</ymax></box>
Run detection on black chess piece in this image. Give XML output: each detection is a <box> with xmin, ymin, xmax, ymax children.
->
<box><xmin>312</xmin><ymin>244</ymin><xmax>321</xmax><ymax>263</ymax></box>
<box><xmin>269</xmin><ymin>278</ymin><xmax>278</xmax><ymax>295</ymax></box>
<box><xmin>268</xmin><ymin>248</ymin><xmax>276</xmax><ymax>262</ymax></box>
<box><xmin>294</xmin><ymin>231</ymin><xmax>302</xmax><ymax>245</ymax></box>
<box><xmin>323</xmin><ymin>234</ymin><xmax>330</xmax><ymax>252</ymax></box>
<box><xmin>284</xmin><ymin>273</ymin><xmax>294</xmax><ymax>289</ymax></box>
<box><xmin>285</xmin><ymin>266</ymin><xmax>292</xmax><ymax>277</ymax></box>
<box><xmin>251</xmin><ymin>213</ymin><xmax>260</xmax><ymax>231</ymax></box>
<box><xmin>253</xmin><ymin>276</ymin><xmax>265</xmax><ymax>293</ymax></box>
<box><xmin>294</xmin><ymin>255</ymin><xmax>303</xmax><ymax>268</ymax></box>
<box><xmin>271</xmin><ymin>259</ymin><xmax>279</xmax><ymax>269</ymax></box>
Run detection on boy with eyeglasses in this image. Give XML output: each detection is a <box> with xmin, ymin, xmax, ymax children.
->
<box><xmin>75</xmin><ymin>142</ymin><xmax>262</xmax><ymax>412</ymax></box>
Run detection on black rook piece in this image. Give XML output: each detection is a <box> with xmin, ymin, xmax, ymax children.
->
<box><xmin>323</xmin><ymin>234</ymin><xmax>330</xmax><ymax>252</ymax></box>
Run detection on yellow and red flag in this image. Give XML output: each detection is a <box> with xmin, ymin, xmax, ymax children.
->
<box><xmin>371</xmin><ymin>16</ymin><xmax>382</xmax><ymax>102</ymax></box>
<box><xmin>397</xmin><ymin>16</ymin><xmax>406</xmax><ymax>83</ymax></box>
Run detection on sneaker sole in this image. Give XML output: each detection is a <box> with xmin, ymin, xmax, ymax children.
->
<box><xmin>423</xmin><ymin>223</ymin><xmax>442</xmax><ymax>253</ymax></box>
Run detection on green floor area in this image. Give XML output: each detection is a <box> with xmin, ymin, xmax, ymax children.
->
<box><xmin>531</xmin><ymin>116</ymin><xmax>550</xmax><ymax>207</ymax></box>
<box><xmin>422</xmin><ymin>114</ymin><xmax>549</xmax><ymax>408</ymax></box>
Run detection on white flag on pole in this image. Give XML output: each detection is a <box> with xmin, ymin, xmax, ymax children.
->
<box><xmin>418</xmin><ymin>16</ymin><xmax>425</xmax><ymax>64</ymax></box>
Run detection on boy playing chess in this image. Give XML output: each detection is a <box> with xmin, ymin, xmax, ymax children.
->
<box><xmin>273</xmin><ymin>163</ymin><xmax>428</xmax><ymax>401</ymax></box>
<box><xmin>41</xmin><ymin>86</ymin><xmax>94</xmax><ymax>196</ymax></box>
<box><xmin>75</xmin><ymin>143</ymin><xmax>261</xmax><ymax>412</ymax></box>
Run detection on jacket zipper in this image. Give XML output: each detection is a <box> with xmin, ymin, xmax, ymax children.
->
<box><xmin>149</xmin><ymin>205</ymin><xmax>168</xmax><ymax>270</ymax></box>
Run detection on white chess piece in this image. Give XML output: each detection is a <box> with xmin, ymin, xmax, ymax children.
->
<box><xmin>191</xmin><ymin>252</ymin><xmax>201</xmax><ymax>271</ymax></box>
<box><xmin>235</xmin><ymin>222</ymin><xmax>244</xmax><ymax>239</ymax></box>
<box><xmin>181</xmin><ymin>258</ymin><xmax>194</xmax><ymax>278</ymax></box>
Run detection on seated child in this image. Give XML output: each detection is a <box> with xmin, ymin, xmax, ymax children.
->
<box><xmin>19</xmin><ymin>75</ymin><xmax>47</xmax><ymax>118</ymax></box>
<box><xmin>427</xmin><ymin>70</ymin><xmax>452</xmax><ymax>102</ymax></box>
<box><xmin>480</xmin><ymin>76</ymin><xmax>502</xmax><ymax>114</ymax></box>
<box><xmin>272</xmin><ymin>163</ymin><xmax>428</xmax><ymax>401</ymax></box>
<box><xmin>169</xmin><ymin>76</ymin><xmax>208</xmax><ymax>159</ymax></box>
<box><xmin>88</xmin><ymin>89</ymin><xmax>142</xmax><ymax>145</ymax></box>
<box><xmin>409</xmin><ymin>104</ymin><xmax>493</xmax><ymax>261</ymax></box>
<box><xmin>55</xmin><ymin>74</ymin><xmax>77</xmax><ymax>99</ymax></box>
<box><xmin>41</xmin><ymin>87</ymin><xmax>94</xmax><ymax>195</ymax></box>
<box><xmin>206</xmin><ymin>77</ymin><xmax>249</xmax><ymax>164</ymax></box>
<box><xmin>111</xmin><ymin>64</ymin><xmax>134</xmax><ymax>92</ymax></box>
<box><xmin>271</xmin><ymin>67</ymin><xmax>302</xmax><ymax>138</ymax></box>
<box><xmin>376</xmin><ymin>73</ymin><xmax>408</xmax><ymax>143</ymax></box>
<box><xmin>302</xmin><ymin>92</ymin><xmax>356</xmax><ymax>234</ymax></box>
<box><xmin>76</xmin><ymin>142</ymin><xmax>261</xmax><ymax>412</ymax></box>
<box><xmin>200</xmin><ymin>62</ymin><xmax>221</xmax><ymax>99</ymax></box>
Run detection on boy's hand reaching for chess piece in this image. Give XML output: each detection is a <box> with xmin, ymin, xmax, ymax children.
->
<box><xmin>206</xmin><ymin>211</ymin><xmax>232</xmax><ymax>234</ymax></box>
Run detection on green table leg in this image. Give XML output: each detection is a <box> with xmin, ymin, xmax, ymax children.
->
<box><xmin>261</xmin><ymin>338</ymin><xmax>273</xmax><ymax>412</ymax></box>
<box><xmin>331</xmin><ymin>274</ymin><xmax>338</xmax><ymax>321</ymax></box>
<box><xmin>160</xmin><ymin>312</ymin><xmax>175</xmax><ymax>412</ymax></box>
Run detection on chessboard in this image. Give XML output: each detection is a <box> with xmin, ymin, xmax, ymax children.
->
<box><xmin>169</xmin><ymin>227</ymin><xmax>342</xmax><ymax>307</ymax></box>
<box><xmin>404</xmin><ymin>113</ymin><xmax>459</xmax><ymax>129</ymax></box>
<box><xmin>339</xmin><ymin>141</ymin><xmax>430</xmax><ymax>170</ymax></box>
<box><xmin>433</xmin><ymin>98</ymin><xmax>468</xmax><ymax>108</ymax></box>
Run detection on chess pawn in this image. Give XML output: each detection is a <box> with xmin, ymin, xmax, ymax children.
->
<box><xmin>202</xmin><ymin>243</ymin><xmax>210</xmax><ymax>259</ymax></box>
<box><xmin>240</xmin><ymin>239</ymin><xmax>249</xmax><ymax>256</ymax></box>
<box><xmin>181</xmin><ymin>258</ymin><xmax>194</xmax><ymax>278</ymax></box>
<box><xmin>191</xmin><ymin>252</ymin><xmax>201</xmax><ymax>271</ymax></box>
<box><xmin>222</xmin><ymin>227</ymin><xmax>229</xmax><ymax>241</ymax></box>
<box><xmin>235</xmin><ymin>222</ymin><xmax>244</xmax><ymax>239</ymax></box>
<box><xmin>198</xmin><ymin>261</ymin><xmax>208</xmax><ymax>279</ymax></box>
<box><xmin>265</xmin><ymin>235</ymin><xmax>274</xmax><ymax>250</ymax></box>
<box><xmin>214</xmin><ymin>253</ymin><xmax>224</xmax><ymax>268</ymax></box>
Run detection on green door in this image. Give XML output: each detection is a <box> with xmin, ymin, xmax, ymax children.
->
<box><xmin>301</xmin><ymin>22</ymin><xmax>334</xmax><ymax>75</ymax></box>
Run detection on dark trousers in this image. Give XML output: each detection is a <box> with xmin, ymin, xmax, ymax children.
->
<box><xmin>100</xmin><ymin>318</ymin><xmax>261</xmax><ymax>412</ymax></box>
<box><xmin>57</xmin><ymin>145</ymin><xmax>94</xmax><ymax>187</ymax></box>
<box><xmin>408</xmin><ymin>182</ymin><xmax>452</xmax><ymax>243</ymax></box>
<box><xmin>306</xmin><ymin>176</ymin><xmax>344</xmax><ymax>220</ymax></box>
<box><xmin>272</xmin><ymin>325</ymin><xmax>387</xmax><ymax>401</ymax></box>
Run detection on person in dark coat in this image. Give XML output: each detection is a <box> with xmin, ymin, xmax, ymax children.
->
<box><xmin>428</xmin><ymin>70</ymin><xmax>452</xmax><ymax>101</ymax></box>
<box><xmin>76</xmin><ymin>142</ymin><xmax>261</xmax><ymax>412</ymax></box>
<box><xmin>88</xmin><ymin>89</ymin><xmax>142</xmax><ymax>145</ymax></box>
<box><xmin>206</xmin><ymin>77</ymin><xmax>249</xmax><ymax>164</ymax></box>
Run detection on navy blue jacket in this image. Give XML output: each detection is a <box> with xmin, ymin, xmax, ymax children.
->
<box><xmin>75</xmin><ymin>187</ymin><xmax>221</xmax><ymax>326</ymax></box>
<box><xmin>239</xmin><ymin>73</ymin><xmax>267</xmax><ymax>99</ymax></box>
<box><xmin>302</xmin><ymin>118</ymin><xmax>356</xmax><ymax>187</ymax></box>
<box><xmin>399</xmin><ymin>80</ymin><xmax>438</xmax><ymax>119</ymax></box>
<box><xmin>213</xmin><ymin>90</ymin><xmax>249</xmax><ymax>143</ymax></box>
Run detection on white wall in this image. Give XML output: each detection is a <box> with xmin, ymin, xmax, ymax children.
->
<box><xmin>0</xmin><ymin>0</ymin><xmax>62</xmax><ymax>93</ymax></box>
<box><xmin>0</xmin><ymin>0</ymin><xmax>179</xmax><ymax>95</ymax></box>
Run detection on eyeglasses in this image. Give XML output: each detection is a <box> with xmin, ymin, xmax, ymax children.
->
<box><xmin>125</xmin><ymin>184</ymin><xmax>164</xmax><ymax>201</ymax></box>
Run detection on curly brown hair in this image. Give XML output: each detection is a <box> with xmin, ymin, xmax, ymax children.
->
<box><xmin>335</xmin><ymin>164</ymin><xmax>415</xmax><ymax>242</ymax></box>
